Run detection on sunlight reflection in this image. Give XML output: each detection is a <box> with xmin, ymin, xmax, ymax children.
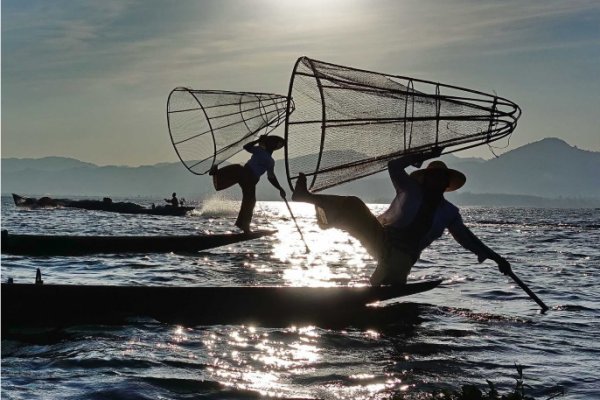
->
<box><xmin>364</xmin><ymin>329</ymin><xmax>380</xmax><ymax>340</ymax></box>
<box><xmin>296</xmin><ymin>326</ymin><xmax>319</xmax><ymax>337</ymax></box>
<box><xmin>265</xmin><ymin>201</ymin><xmax>374</xmax><ymax>286</ymax></box>
<box><xmin>324</xmin><ymin>382</ymin><xmax>390</xmax><ymax>399</ymax></box>
<box><xmin>196</xmin><ymin>202</ymin><xmax>403</xmax><ymax>397</ymax></box>
<box><xmin>281</xmin><ymin>264</ymin><xmax>337</xmax><ymax>287</ymax></box>
<box><xmin>204</xmin><ymin>325</ymin><xmax>321</xmax><ymax>397</ymax></box>
<box><xmin>172</xmin><ymin>325</ymin><xmax>187</xmax><ymax>343</ymax></box>
<box><xmin>350</xmin><ymin>373</ymin><xmax>376</xmax><ymax>380</ymax></box>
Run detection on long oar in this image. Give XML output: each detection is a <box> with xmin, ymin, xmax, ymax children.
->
<box><xmin>508</xmin><ymin>270</ymin><xmax>549</xmax><ymax>312</ymax></box>
<box><xmin>282</xmin><ymin>196</ymin><xmax>310</xmax><ymax>253</ymax></box>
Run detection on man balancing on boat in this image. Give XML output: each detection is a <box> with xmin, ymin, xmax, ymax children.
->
<box><xmin>209</xmin><ymin>135</ymin><xmax>286</xmax><ymax>233</ymax></box>
<box><xmin>291</xmin><ymin>149</ymin><xmax>512</xmax><ymax>286</ymax></box>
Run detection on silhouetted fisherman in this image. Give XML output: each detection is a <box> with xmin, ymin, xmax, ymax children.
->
<box><xmin>165</xmin><ymin>192</ymin><xmax>179</xmax><ymax>207</ymax></box>
<box><xmin>209</xmin><ymin>135</ymin><xmax>286</xmax><ymax>233</ymax></box>
<box><xmin>292</xmin><ymin>149</ymin><xmax>512</xmax><ymax>285</ymax></box>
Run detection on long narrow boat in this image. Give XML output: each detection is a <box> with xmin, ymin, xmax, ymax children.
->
<box><xmin>1</xmin><ymin>279</ymin><xmax>442</xmax><ymax>329</ymax></box>
<box><xmin>12</xmin><ymin>193</ymin><xmax>194</xmax><ymax>216</ymax></box>
<box><xmin>1</xmin><ymin>229</ymin><xmax>276</xmax><ymax>256</ymax></box>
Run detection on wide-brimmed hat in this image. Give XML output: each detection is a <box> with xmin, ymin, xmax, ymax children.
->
<box><xmin>260</xmin><ymin>135</ymin><xmax>285</xmax><ymax>151</ymax></box>
<box><xmin>410</xmin><ymin>161</ymin><xmax>466</xmax><ymax>192</ymax></box>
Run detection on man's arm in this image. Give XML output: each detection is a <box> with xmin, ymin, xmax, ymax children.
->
<box><xmin>267</xmin><ymin>169</ymin><xmax>286</xmax><ymax>198</ymax></box>
<box><xmin>243</xmin><ymin>138</ymin><xmax>261</xmax><ymax>153</ymax></box>
<box><xmin>448</xmin><ymin>219</ymin><xmax>512</xmax><ymax>275</ymax></box>
<box><xmin>387</xmin><ymin>147</ymin><xmax>444</xmax><ymax>186</ymax></box>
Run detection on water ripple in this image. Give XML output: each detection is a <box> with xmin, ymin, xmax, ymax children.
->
<box><xmin>2</xmin><ymin>199</ymin><xmax>599</xmax><ymax>399</ymax></box>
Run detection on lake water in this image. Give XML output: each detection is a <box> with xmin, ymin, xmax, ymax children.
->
<box><xmin>1</xmin><ymin>196</ymin><xmax>599</xmax><ymax>399</ymax></box>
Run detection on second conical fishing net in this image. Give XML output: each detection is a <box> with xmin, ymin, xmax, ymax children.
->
<box><xmin>168</xmin><ymin>88</ymin><xmax>292</xmax><ymax>175</ymax></box>
<box><xmin>284</xmin><ymin>57</ymin><xmax>521</xmax><ymax>192</ymax></box>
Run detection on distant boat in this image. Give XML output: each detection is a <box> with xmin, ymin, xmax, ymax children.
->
<box><xmin>12</xmin><ymin>193</ymin><xmax>194</xmax><ymax>216</ymax></box>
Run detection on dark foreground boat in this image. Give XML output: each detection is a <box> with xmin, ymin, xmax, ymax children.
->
<box><xmin>1</xmin><ymin>279</ymin><xmax>442</xmax><ymax>329</ymax></box>
<box><xmin>12</xmin><ymin>193</ymin><xmax>194</xmax><ymax>216</ymax></box>
<box><xmin>1</xmin><ymin>229</ymin><xmax>277</xmax><ymax>256</ymax></box>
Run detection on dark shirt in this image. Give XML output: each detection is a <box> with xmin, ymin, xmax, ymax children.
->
<box><xmin>379</xmin><ymin>157</ymin><xmax>497</xmax><ymax>263</ymax></box>
<box><xmin>167</xmin><ymin>197</ymin><xmax>179</xmax><ymax>207</ymax></box>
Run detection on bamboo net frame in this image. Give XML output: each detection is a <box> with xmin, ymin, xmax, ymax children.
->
<box><xmin>284</xmin><ymin>57</ymin><xmax>521</xmax><ymax>192</ymax></box>
<box><xmin>167</xmin><ymin>88</ymin><xmax>292</xmax><ymax>175</ymax></box>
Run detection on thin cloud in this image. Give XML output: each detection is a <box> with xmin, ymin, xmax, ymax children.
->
<box><xmin>2</xmin><ymin>0</ymin><xmax>599</xmax><ymax>165</ymax></box>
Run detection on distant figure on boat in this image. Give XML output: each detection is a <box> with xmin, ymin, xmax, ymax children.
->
<box><xmin>209</xmin><ymin>135</ymin><xmax>286</xmax><ymax>233</ymax></box>
<box><xmin>165</xmin><ymin>192</ymin><xmax>179</xmax><ymax>207</ymax></box>
<box><xmin>292</xmin><ymin>148</ymin><xmax>512</xmax><ymax>286</ymax></box>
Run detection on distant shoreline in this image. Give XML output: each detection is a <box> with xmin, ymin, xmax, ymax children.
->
<box><xmin>3</xmin><ymin>193</ymin><xmax>599</xmax><ymax>209</ymax></box>
<box><xmin>3</xmin><ymin>138</ymin><xmax>599</xmax><ymax>207</ymax></box>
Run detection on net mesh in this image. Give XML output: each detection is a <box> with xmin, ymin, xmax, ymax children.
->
<box><xmin>284</xmin><ymin>57</ymin><xmax>521</xmax><ymax>192</ymax></box>
<box><xmin>167</xmin><ymin>88</ymin><xmax>292</xmax><ymax>175</ymax></box>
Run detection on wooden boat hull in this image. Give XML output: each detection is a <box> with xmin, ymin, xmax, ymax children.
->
<box><xmin>1</xmin><ymin>280</ymin><xmax>442</xmax><ymax>328</ymax></box>
<box><xmin>12</xmin><ymin>193</ymin><xmax>68</xmax><ymax>208</ymax></box>
<box><xmin>12</xmin><ymin>193</ymin><xmax>194</xmax><ymax>216</ymax></box>
<box><xmin>1</xmin><ymin>230</ymin><xmax>276</xmax><ymax>256</ymax></box>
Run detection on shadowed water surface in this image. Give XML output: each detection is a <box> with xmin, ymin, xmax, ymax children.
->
<box><xmin>1</xmin><ymin>197</ymin><xmax>598</xmax><ymax>399</ymax></box>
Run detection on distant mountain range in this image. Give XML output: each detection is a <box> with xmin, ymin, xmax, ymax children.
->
<box><xmin>2</xmin><ymin>138</ymin><xmax>599</xmax><ymax>207</ymax></box>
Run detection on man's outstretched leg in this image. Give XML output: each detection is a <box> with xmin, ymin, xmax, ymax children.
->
<box><xmin>211</xmin><ymin>164</ymin><xmax>244</xmax><ymax>191</ymax></box>
<box><xmin>292</xmin><ymin>173</ymin><xmax>415</xmax><ymax>286</ymax></box>
<box><xmin>292</xmin><ymin>173</ymin><xmax>385</xmax><ymax>258</ymax></box>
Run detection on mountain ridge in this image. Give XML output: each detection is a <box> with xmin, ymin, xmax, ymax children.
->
<box><xmin>2</xmin><ymin>137</ymin><xmax>599</xmax><ymax>207</ymax></box>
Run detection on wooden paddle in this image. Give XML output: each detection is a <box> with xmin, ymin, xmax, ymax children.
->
<box><xmin>508</xmin><ymin>270</ymin><xmax>549</xmax><ymax>312</ymax></box>
<box><xmin>282</xmin><ymin>197</ymin><xmax>310</xmax><ymax>253</ymax></box>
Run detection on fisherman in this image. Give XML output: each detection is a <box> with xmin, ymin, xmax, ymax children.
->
<box><xmin>291</xmin><ymin>149</ymin><xmax>512</xmax><ymax>285</ymax></box>
<box><xmin>209</xmin><ymin>135</ymin><xmax>286</xmax><ymax>233</ymax></box>
<box><xmin>165</xmin><ymin>192</ymin><xmax>179</xmax><ymax>207</ymax></box>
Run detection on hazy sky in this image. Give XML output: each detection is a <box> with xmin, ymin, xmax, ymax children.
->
<box><xmin>2</xmin><ymin>0</ymin><xmax>599</xmax><ymax>166</ymax></box>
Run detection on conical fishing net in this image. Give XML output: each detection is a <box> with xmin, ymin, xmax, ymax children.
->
<box><xmin>284</xmin><ymin>57</ymin><xmax>521</xmax><ymax>192</ymax></box>
<box><xmin>167</xmin><ymin>88</ymin><xmax>292</xmax><ymax>175</ymax></box>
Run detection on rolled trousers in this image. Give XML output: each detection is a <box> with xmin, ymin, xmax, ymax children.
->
<box><xmin>213</xmin><ymin>165</ymin><xmax>259</xmax><ymax>229</ymax></box>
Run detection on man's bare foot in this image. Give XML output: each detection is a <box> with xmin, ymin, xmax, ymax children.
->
<box><xmin>291</xmin><ymin>173</ymin><xmax>311</xmax><ymax>201</ymax></box>
<box><xmin>235</xmin><ymin>222</ymin><xmax>251</xmax><ymax>234</ymax></box>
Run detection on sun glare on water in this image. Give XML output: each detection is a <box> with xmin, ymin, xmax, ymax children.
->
<box><xmin>261</xmin><ymin>201</ymin><xmax>372</xmax><ymax>287</ymax></box>
<box><xmin>202</xmin><ymin>325</ymin><xmax>321</xmax><ymax>398</ymax></box>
